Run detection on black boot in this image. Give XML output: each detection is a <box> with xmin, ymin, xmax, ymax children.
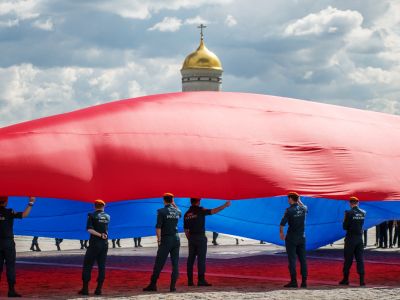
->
<box><xmin>143</xmin><ymin>279</ymin><xmax>157</xmax><ymax>292</ymax></box>
<box><xmin>170</xmin><ymin>279</ymin><xmax>177</xmax><ymax>292</ymax></box>
<box><xmin>360</xmin><ymin>274</ymin><xmax>366</xmax><ymax>287</ymax></box>
<box><xmin>8</xmin><ymin>284</ymin><xmax>21</xmax><ymax>298</ymax></box>
<box><xmin>188</xmin><ymin>274</ymin><xmax>194</xmax><ymax>286</ymax></box>
<box><xmin>284</xmin><ymin>275</ymin><xmax>298</xmax><ymax>288</ymax></box>
<box><xmin>30</xmin><ymin>244</ymin><xmax>34</xmax><ymax>251</ymax></box>
<box><xmin>78</xmin><ymin>281</ymin><xmax>89</xmax><ymax>295</ymax></box>
<box><xmin>198</xmin><ymin>275</ymin><xmax>212</xmax><ymax>286</ymax></box>
<box><xmin>301</xmin><ymin>277</ymin><xmax>307</xmax><ymax>288</ymax></box>
<box><xmin>95</xmin><ymin>281</ymin><xmax>103</xmax><ymax>295</ymax></box>
<box><xmin>339</xmin><ymin>274</ymin><xmax>349</xmax><ymax>285</ymax></box>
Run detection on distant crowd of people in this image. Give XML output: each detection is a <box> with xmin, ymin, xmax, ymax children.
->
<box><xmin>374</xmin><ymin>220</ymin><xmax>400</xmax><ymax>248</ymax></box>
<box><xmin>29</xmin><ymin>237</ymin><xmax>144</xmax><ymax>251</ymax></box>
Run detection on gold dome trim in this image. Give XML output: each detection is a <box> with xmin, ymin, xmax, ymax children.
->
<box><xmin>181</xmin><ymin>39</ymin><xmax>223</xmax><ymax>71</ymax></box>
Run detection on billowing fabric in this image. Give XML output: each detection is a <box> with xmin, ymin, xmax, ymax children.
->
<box><xmin>1</xmin><ymin>92</ymin><xmax>400</xmax><ymax>201</ymax></box>
<box><xmin>1</xmin><ymin>91</ymin><xmax>400</xmax><ymax>249</ymax></box>
<box><xmin>10</xmin><ymin>196</ymin><xmax>400</xmax><ymax>250</ymax></box>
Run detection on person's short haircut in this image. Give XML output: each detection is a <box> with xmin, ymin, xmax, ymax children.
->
<box><xmin>349</xmin><ymin>196</ymin><xmax>359</xmax><ymax>204</ymax></box>
<box><xmin>0</xmin><ymin>196</ymin><xmax>8</xmax><ymax>203</ymax></box>
<box><xmin>163</xmin><ymin>193</ymin><xmax>174</xmax><ymax>203</ymax></box>
<box><xmin>287</xmin><ymin>192</ymin><xmax>299</xmax><ymax>202</ymax></box>
<box><xmin>190</xmin><ymin>197</ymin><xmax>201</xmax><ymax>205</ymax></box>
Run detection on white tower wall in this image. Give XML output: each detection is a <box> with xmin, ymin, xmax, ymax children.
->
<box><xmin>181</xmin><ymin>68</ymin><xmax>223</xmax><ymax>92</ymax></box>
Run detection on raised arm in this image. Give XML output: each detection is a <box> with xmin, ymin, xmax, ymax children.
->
<box><xmin>210</xmin><ymin>201</ymin><xmax>231</xmax><ymax>215</ymax></box>
<box><xmin>22</xmin><ymin>196</ymin><xmax>35</xmax><ymax>218</ymax></box>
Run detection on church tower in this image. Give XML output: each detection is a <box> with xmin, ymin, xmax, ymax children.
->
<box><xmin>181</xmin><ymin>24</ymin><xmax>223</xmax><ymax>91</ymax></box>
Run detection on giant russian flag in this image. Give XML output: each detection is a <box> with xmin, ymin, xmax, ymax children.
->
<box><xmin>1</xmin><ymin>92</ymin><xmax>400</xmax><ymax>249</ymax></box>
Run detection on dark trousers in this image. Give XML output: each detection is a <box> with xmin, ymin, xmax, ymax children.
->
<box><xmin>31</xmin><ymin>236</ymin><xmax>40</xmax><ymax>250</ymax></box>
<box><xmin>343</xmin><ymin>236</ymin><xmax>364</xmax><ymax>275</ymax></box>
<box><xmin>150</xmin><ymin>235</ymin><xmax>180</xmax><ymax>284</ymax></box>
<box><xmin>80</xmin><ymin>240</ymin><xmax>88</xmax><ymax>249</ymax></box>
<box><xmin>187</xmin><ymin>235</ymin><xmax>207</xmax><ymax>280</ymax></box>
<box><xmin>111</xmin><ymin>239</ymin><xmax>120</xmax><ymax>248</ymax></box>
<box><xmin>379</xmin><ymin>222</ymin><xmax>388</xmax><ymax>248</ymax></box>
<box><xmin>0</xmin><ymin>239</ymin><xmax>17</xmax><ymax>285</ymax></box>
<box><xmin>82</xmin><ymin>240</ymin><xmax>108</xmax><ymax>283</ymax></box>
<box><xmin>393</xmin><ymin>225</ymin><xmax>400</xmax><ymax>247</ymax></box>
<box><xmin>212</xmin><ymin>232</ymin><xmax>218</xmax><ymax>242</ymax></box>
<box><xmin>363</xmin><ymin>230</ymin><xmax>368</xmax><ymax>247</ymax></box>
<box><xmin>285</xmin><ymin>236</ymin><xmax>307</xmax><ymax>279</ymax></box>
<box><xmin>375</xmin><ymin>225</ymin><xmax>380</xmax><ymax>245</ymax></box>
<box><xmin>388</xmin><ymin>221</ymin><xmax>394</xmax><ymax>246</ymax></box>
<box><xmin>134</xmin><ymin>237</ymin><xmax>142</xmax><ymax>247</ymax></box>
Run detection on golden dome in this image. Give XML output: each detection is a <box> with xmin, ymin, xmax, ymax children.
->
<box><xmin>182</xmin><ymin>39</ymin><xmax>223</xmax><ymax>71</ymax></box>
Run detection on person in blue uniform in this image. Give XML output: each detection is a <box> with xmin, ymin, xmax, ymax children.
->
<box><xmin>143</xmin><ymin>193</ymin><xmax>181</xmax><ymax>292</ymax></box>
<box><xmin>184</xmin><ymin>198</ymin><xmax>231</xmax><ymax>286</ymax></box>
<box><xmin>339</xmin><ymin>196</ymin><xmax>366</xmax><ymax>286</ymax></box>
<box><xmin>78</xmin><ymin>199</ymin><xmax>110</xmax><ymax>296</ymax></box>
<box><xmin>0</xmin><ymin>195</ymin><xmax>35</xmax><ymax>297</ymax></box>
<box><xmin>280</xmin><ymin>192</ymin><xmax>308</xmax><ymax>288</ymax></box>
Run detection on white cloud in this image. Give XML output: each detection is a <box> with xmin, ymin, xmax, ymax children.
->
<box><xmin>95</xmin><ymin>0</ymin><xmax>232</xmax><ymax>20</ymax></box>
<box><xmin>366</xmin><ymin>98</ymin><xmax>400</xmax><ymax>115</ymax></box>
<box><xmin>284</xmin><ymin>6</ymin><xmax>363</xmax><ymax>36</ymax></box>
<box><xmin>0</xmin><ymin>18</ymin><xmax>19</xmax><ymax>27</ymax></box>
<box><xmin>32</xmin><ymin>18</ymin><xmax>53</xmax><ymax>31</ymax></box>
<box><xmin>148</xmin><ymin>17</ymin><xmax>182</xmax><ymax>32</ymax></box>
<box><xmin>348</xmin><ymin>66</ymin><xmax>398</xmax><ymax>85</ymax></box>
<box><xmin>185</xmin><ymin>16</ymin><xmax>208</xmax><ymax>25</ymax></box>
<box><xmin>0</xmin><ymin>0</ymin><xmax>41</xmax><ymax>20</ymax></box>
<box><xmin>148</xmin><ymin>15</ymin><xmax>210</xmax><ymax>32</ymax></box>
<box><xmin>0</xmin><ymin>56</ymin><xmax>181</xmax><ymax>126</ymax></box>
<box><xmin>225</xmin><ymin>14</ymin><xmax>237</xmax><ymax>27</ymax></box>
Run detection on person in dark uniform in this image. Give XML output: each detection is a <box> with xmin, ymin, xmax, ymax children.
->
<box><xmin>212</xmin><ymin>232</ymin><xmax>219</xmax><ymax>245</ymax></box>
<box><xmin>393</xmin><ymin>220</ymin><xmax>400</xmax><ymax>248</ymax></box>
<box><xmin>111</xmin><ymin>239</ymin><xmax>121</xmax><ymax>248</ymax></box>
<box><xmin>134</xmin><ymin>237</ymin><xmax>142</xmax><ymax>247</ymax></box>
<box><xmin>143</xmin><ymin>193</ymin><xmax>181</xmax><ymax>292</ymax></box>
<box><xmin>80</xmin><ymin>240</ymin><xmax>88</xmax><ymax>249</ymax></box>
<box><xmin>388</xmin><ymin>220</ymin><xmax>394</xmax><ymax>248</ymax></box>
<box><xmin>363</xmin><ymin>230</ymin><xmax>368</xmax><ymax>248</ymax></box>
<box><xmin>30</xmin><ymin>236</ymin><xmax>41</xmax><ymax>252</ymax></box>
<box><xmin>280</xmin><ymin>192</ymin><xmax>308</xmax><ymax>288</ymax></box>
<box><xmin>379</xmin><ymin>221</ymin><xmax>388</xmax><ymax>248</ymax></box>
<box><xmin>0</xmin><ymin>195</ymin><xmax>35</xmax><ymax>297</ymax></box>
<box><xmin>55</xmin><ymin>238</ymin><xmax>63</xmax><ymax>251</ymax></box>
<box><xmin>339</xmin><ymin>196</ymin><xmax>366</xmax><ymax>286</ymax></box>
<box><xmin>375</xmin><ymin>224</ymin><xmax>380</xmax><ymax>247</ymax></box>
<box><xmin>78</xmin><ymin>199</ymin><xmax>110</xmax><ymax>296</ymax></box>
<box><xmin>184</xmin><ymin>198</ymin><xmax>231</xmax><ymax>286</ymax></box>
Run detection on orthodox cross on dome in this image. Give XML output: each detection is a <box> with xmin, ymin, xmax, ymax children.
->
<box><xmin>197</xmin><ymin>24</ymin><xmax>207</xmax><ymax>40</ymax></box>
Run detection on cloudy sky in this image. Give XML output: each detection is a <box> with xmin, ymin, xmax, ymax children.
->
<box><xmin>0</xmin><ymin>0</ymin><xmax>399</xmax><ymax>126</ymax></box>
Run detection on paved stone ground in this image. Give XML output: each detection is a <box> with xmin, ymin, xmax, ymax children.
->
<box><xmin>2</xmin><ymin>231</ymin><xmax>399</xmax><ymax>299</ymax></box>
